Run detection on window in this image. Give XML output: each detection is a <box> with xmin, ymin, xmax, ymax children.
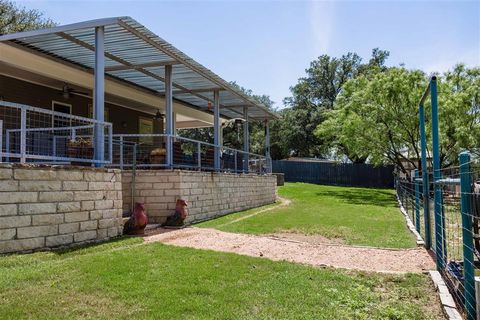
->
<box><xmin>51</xmin><ymin>101</ymin><xmax>72</xmax><ymax>127</ymax></box>
<box><xmin>138</xmin><ymin>117</ymin><xmax>153</xmax><ymax>144</ymax></box>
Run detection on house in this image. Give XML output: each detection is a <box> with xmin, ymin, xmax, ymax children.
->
<box><xmin>0</xmin><ymin>17</ymin><xmax>278</xmax><ymax>254</ymax></box>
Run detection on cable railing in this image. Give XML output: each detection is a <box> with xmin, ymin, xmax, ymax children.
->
<box><xmin>0</xmin><ymin>101</ymin><xmax>112</xmax><ymax>165</ymax></box>
<box><xmin>111</xmin><ymin>133</ymin><xmax>271</xmax><ymax>174</ymax></box>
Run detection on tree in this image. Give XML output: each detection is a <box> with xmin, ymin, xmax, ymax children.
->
<box><xmin>0</xmin><ymin>0</ymin><xmax>55</xmax><ymax>35</ymax></box>
<box><xmin>315</xmin><ymin>65</ymin><xmax>480</xmax><ymax>174</ymax></box>
<box><xmin>281</xmin><ymin>49</ymin><xmax>390</xmax><ymax>159</ymax></box>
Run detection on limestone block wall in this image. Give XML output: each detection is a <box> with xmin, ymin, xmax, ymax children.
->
<box><xmin>122</xmin><ymin>170</ymin><xmax>277</xmax><ymax>224</ymax></box>
<box><xmin>0</xmin><ymin>165</ymin><xmax>123</xmax><ymax>254</ymax></box>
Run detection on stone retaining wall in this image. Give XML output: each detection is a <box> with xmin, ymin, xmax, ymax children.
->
<box><xmin>0</xmin><ymin>165</ymin><xmax>123</xmax><ymax>254</ymax></box>
<box><xmin>122</xmin><ymin>170</ymin><xmax>277</xmax><ymax>224</ymax></box>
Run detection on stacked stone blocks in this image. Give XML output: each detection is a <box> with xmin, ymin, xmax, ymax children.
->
<box><xmin>122</xmin><ymin>170</ymin><xmax>277</xmax><ymax>224</ymax></box>
<box><xmin>0</xmin><ymin>165</ymin><xmax>123</xmax><ymax>254</ymax></box>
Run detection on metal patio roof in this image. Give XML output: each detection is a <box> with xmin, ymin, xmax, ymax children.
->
<box><xmin>0</xmin><ymin>16</ymin><xmax>278</xmax><ymax>121</ymax></box>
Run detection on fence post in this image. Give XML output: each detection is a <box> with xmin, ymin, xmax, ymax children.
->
<box><xmin>5</xmin><ymin>131</ymin><xmax>10</xmax><ymax>162</ymax></box>
<box><xmin>119</xmin><ymin>136</ymin><xmax>124</xmax><ymax>170</ymax></box>
<box><xmin>414</xmin><ymin>169</ymin><xmax>421</xmax><ymax>233</ymax></box>
<box><xmin>0</xmin><ymin>120</ymin><xmax>3</xmax><ymax>163</ymax></box>
<box><xmin>430</xmin><ymin>77</ymin><xmax>446</xmax><ymax>270</ymax></box>
<box><xmin>460</xmin><ymin>151</ymin><xmax>476</xmax><ymax>320</ymax></box>
<box><xmin>166</xmin><ymin>135</ymin><xmax>173</xmax><ymax>168</ymax></box>
<box><xmin>20</xmin><ymin>107</ymin><xmax>27</xmax><ymax>164</ymax></box>
<box><xmin>419</xmin><ymin>102</ymin><xmax>431</xmax><ymax>249</ymax></box>
<box><xmin>234</xmin><ymin>150</ymin><xmax>238</xmax><ymax>173</ymax></box>
<box><xmin>197</xmin><ymin>142</ymin><xmax>201</xmax><ymax>171</ymax></box>
<box><xmin>108</xmin><ymin>125</ymin><xmax>113</xmax><ymax>164</ymax></box>
<box><xmin>131</xmin><ymin>143</ymin><xmax>137</xmax><ymax>211</ymax></box>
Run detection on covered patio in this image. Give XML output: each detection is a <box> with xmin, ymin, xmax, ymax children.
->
<box><xmin>0</xmin><ymin>17</ymin><xmax>278</xmax><ymax>248</ymax></box>
<box><xmin>0</xmin><ymin>16</ymin><xmax>277</xmax><ymax>173</ymax></box>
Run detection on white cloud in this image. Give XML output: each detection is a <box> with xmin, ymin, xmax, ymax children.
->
<box><xmin>309</xmin><ymin>1</ymin><xmax>336</xmax><ymax>55</ymax></box>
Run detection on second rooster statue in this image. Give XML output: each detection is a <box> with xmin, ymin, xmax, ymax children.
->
<box><xmin>123</xmin><ymin>202</ymin><xmax>148</xmax><ymax>235</ymax></box>
<box><xmin>163</xmin><ymin>199</ymin><xmax>188</xmax><ymax>227</ymax></box>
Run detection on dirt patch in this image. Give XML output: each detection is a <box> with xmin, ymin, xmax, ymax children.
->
<box><xmin>145</xmin><ymin>227</ymin><xmax>435</xmax><ymax>273</ymax></box>
<box><xmin>269</xmin><ymin>232</ymin><xmax>345</xmax><ymax>245</ymax></box>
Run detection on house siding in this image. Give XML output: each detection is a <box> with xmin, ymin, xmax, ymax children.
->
<box><xmin>0</xmin><ymin>74</ymin><xmax>153</xmax><ymax>134</ymax></box>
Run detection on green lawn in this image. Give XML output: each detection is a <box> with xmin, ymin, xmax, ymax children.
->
<box><xmin>0</xmin><ymin>238</ymin><xmax>441</xmax><ymax>320</ymax></box>
<box><xmin>198</xmin><ymin>183</ymin><xmax>416</xmax><ymax>249</ymax></box>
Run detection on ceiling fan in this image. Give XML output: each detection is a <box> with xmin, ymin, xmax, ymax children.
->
<box><xmin>60</xmin><ymin>84</ymin><xmax>88</xmax><ymax>99</ymax></box>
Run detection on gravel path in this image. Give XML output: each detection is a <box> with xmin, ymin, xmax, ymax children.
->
<box><xmin>145</xmin><ymin>227</ymin><xmax>435</xmax><ymax>273</ymax></box>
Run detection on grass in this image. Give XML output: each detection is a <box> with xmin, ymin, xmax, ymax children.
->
<box><xmin>0</xmin><ymin>237</ymin><xmax>442</xmax><ymax>320</ymax></box>
<box><xmin>198</xmin><ymin>183</ymin><xmax>416</xmax><ymax>249</ymax></box>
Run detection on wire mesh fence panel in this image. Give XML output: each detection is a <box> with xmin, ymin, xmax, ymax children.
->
<box><xmin>0</xmin><ymin>101</ymin><xmax>111</xmax><ymax>164</ymax></box>
<box><xmin>112</xmin><ymin>134</ymin><xmax>167</xmax><ymax>168</ymax></box>
<box><xmin>111</xmin><ymin>134</ymin><xmax>268</xmax><ymax>173</ymax></box>
<box><xmin>396</xmin><ymin>159</ymin><xmax>480</xmax><ymax>319</ymax></box>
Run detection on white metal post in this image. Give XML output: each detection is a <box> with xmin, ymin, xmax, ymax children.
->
<box><xmin>197</xmin><ymin>142</ymin><xmax>201</xmax><ymax>170</ymax></box>
<box><xmin>93</xmin><ymin>26</ymin><xmax>105</xmax><ymax>167</ymax></box>
<box><xmin>5</xmin><ymin>131</ymin><xmax>9</xmax><ymax>162</ymax></box>
<box><xmin>165</xmin><ymin>65</ymin><xmax>173</xmax><ymax>168</ymax></box>
<box><xmin>0</xmin><ymin>120</ymin><xmax>3</xmax><ymax>163</ymax></box>
<box><xmin>119</xmin><ymin>136</ymin><xmax>124</xmax><ymax>170</ymax></box>
<box><xmin>108</xmin><ymin>124</ymin><xmax>113</xmax><ymax>163</ymax></box>
<box><xmin>234</xmin><ymin>150</ymin><xmax>237</xmax><ymax>173</ymax></box>
<box><xmin>243</xmin><ymin>106</ymin><xmax>249</xmax><ymax>173</ymax></box>
<box><xmin>265</xmin><ymin>119</ymin><xmax>271</xmax><ymax>173</ymax></box>
<box><xmin>20</xmin><ymin>107</ymin><xmax>26</xmax><ymax>163</ymax></box>
<box><xmin>213</xmin><ymin>90</ymin><xmax>220</xmax><ymax>171</ymax></box>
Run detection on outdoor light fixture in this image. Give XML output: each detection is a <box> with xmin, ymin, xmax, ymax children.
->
<box><xmin>154</xmin><ymin>110</ymin><xmax>165</xmax><ymax>120</ymax></box>
<box><xmin>61</xmin><ymin>84</ymin><xmax>87</xmax><ymax>99</ymax></box>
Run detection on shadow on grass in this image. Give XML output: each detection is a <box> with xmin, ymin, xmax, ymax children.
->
<box><xmin>54</xmin><ymin>236</ymin><xmax>140</xmax><ymax>256</ymax></box>
<box><xmin>315</xmin><ymin>188</ymin><xmax>397</xmax><ymax>208</ymax></box>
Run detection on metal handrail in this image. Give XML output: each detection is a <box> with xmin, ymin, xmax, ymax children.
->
<box><xmin>111</xmin><ymin>133</ymin><xmax>269</xmax><ymax>174</ymax></box>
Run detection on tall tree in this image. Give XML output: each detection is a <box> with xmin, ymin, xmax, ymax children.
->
<box><xmin>0</xmin><ymin>0</ymin><xmax>54</xmax><ymax>34</ymax></box>
<box><xmin>281</xmin><ymin>49</ymin><xmax>389</xmax><ymax>159</ymax></box>
<box><xmin>316</xmin><ymin>65</ymin><xmax>480</xmax><ymax>174</ymax></box>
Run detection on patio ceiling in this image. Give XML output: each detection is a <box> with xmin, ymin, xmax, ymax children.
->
<box><xmin>0</xmin><ymin>16</ymin><xmax>278</xmax><ymax>121</ymax></box>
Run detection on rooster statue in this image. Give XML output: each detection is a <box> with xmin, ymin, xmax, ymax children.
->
<box><xmin>123</xmin><ymin>202</ymin><xmax>148</xmax><ymax>235</ymax></box>
<box><xmin>163</xmin><ymin>199</ymin><xmax>188</xmax><ymax>227</ymax></box>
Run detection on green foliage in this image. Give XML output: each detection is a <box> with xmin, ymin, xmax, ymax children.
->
<box><xmin>0</xmin><ymin>237</ymin><xmax>440</xmax><ymax>319</ymax></box>
<box><xmin>279</xmin><ymin>49</ymin><xmax>390</xmax><ymax>159</ymax></box>
<box><xmin>0</xmin><ymin>0</ymin><xmax>55</xmax><ymax>34</ymax></box>
<box><xmin>316</xmin><ymin>64</ymin><xmax>480</xmax><ymax>171</ymax></box>
<box><xmin>199</xmin><ymin>183</ymin><xmax>416</xmax><ymax>249</ymax></box>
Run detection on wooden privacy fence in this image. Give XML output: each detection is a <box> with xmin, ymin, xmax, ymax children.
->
<box><xmin>272</xmin><ymin>161</ymin><xmax>394</xmax><ymax>188</ymax></box>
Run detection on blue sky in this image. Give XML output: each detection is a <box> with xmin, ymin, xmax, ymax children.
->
<box><xmin>15</xmin><ymin>0</ymin><xmax>480</xmax><ymax>108</ymax></box>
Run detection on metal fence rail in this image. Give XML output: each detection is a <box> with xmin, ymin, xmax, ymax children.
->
<box><xmin>0</xmin><ymin>101</ymin><xmax>112</xmax><ymax>165</ymax></box>
<box><xmin>111</xmin><ymin>133</ymin><xmax>270</xmax><ymax>174</ymax></box>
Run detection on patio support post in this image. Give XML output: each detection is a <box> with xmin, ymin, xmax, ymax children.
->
<box><xmin>93</xmin><ymin>26</ymin><xmax>105</xmax><ymax>167</ymax></box>
<box><xmin>165</xmin><ymin>65</ymin><xmax>173</xmax><ymax>167</ymax></box>
<box><xmin>214</xmin><ymin>90</ymin><xmax>220</xmax><ymax>171</ymax></box>
<box><xmin>243</xmin><ymin>106</ymin><xmax>249</xmax><ymax>173</ymax></box>
<box><xmin>265</xmin><ymin>119</ymin><xmax>271</xmax><ymax>173</ymax></box>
